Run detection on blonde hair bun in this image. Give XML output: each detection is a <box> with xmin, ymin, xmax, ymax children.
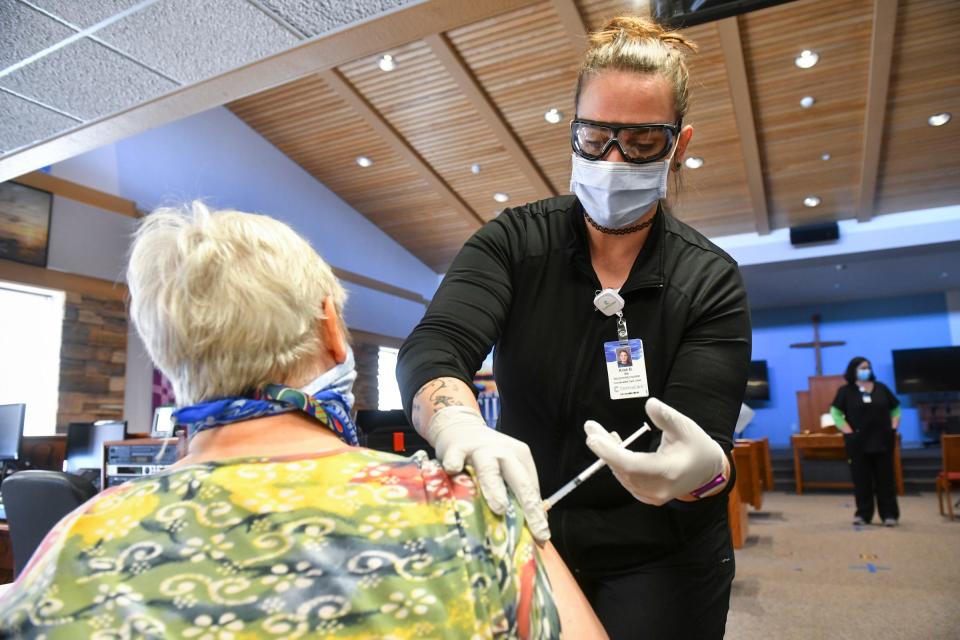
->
<box><xmin>577</xmin><ymin>15</ymin><xmax>699</xmax><ymax>120</ymax></box>
<box><xmin>590</xmin><ymin>16</ymin><xmax>698</xmax><ymax>54</ymax></box>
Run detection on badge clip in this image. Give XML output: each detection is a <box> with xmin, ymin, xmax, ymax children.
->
<box><xmin>593</xmin><ymin>289</ymin><xmax>624</xmax><ymax>316</ymax></box>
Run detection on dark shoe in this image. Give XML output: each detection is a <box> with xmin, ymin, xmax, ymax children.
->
<box><xmin>853</xmin><ymin>516</ymin><xmax>866</xmax><ymax>526</ymax></box>
<box><xmin>883</xmin><ymin>518</ymin><xmax>898</xmax><ymax>527</ymax></box>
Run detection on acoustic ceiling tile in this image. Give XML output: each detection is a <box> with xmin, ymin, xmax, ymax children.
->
<box><xmin>0</xmin><ymin>0</ymin><xmax>75</xmax><ymax>69</ymax></box>
<box><xmin>0</xmin><ymin>90</ymin><xmax>79</xmax><ymax>154</ymax></box>
<box><xmin>258</xmin><ymin>0</ymin><xmax>412</xmax><ymax>37</ymax></box>
<box><xmin>94</xmin><ymin>0</ymin><xmax>301</xmax><ymax>84</ymax></box>
<box><xmin>27</xmin><ymin>0</ymin><xmax>146</xmax><ymax>29</ymax></box>
<box><xmin>0</xmin><ymin>38</ymin><xmax>177</xmax><ymax>120</ymax></box>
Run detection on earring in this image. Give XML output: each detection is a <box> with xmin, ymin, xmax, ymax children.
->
<box><xmin>675</xmin><ymin>162</ymin><xmax>682</xmax><ymax>170</ymax></box>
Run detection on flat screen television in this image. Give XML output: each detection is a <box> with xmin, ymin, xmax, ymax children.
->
<box><xmin>892</xmin><ymin>346</ymin><xmax>960</xmax><ymax>393</ymax></box>
<box><xmin>0</xmin><ymin>403</ymin><xmax>26</xmax><ymax>462</ymax></box>
<box><xmin>63</xmin><ymin>420</ymin><xmax>127</xmax><ymax>474</ymax></box>
<box><xmin>652</xmin><ymin>0</ymin><xmax>798</xmax><ymax>27</ymax></box>
<box><xmin>744</xmin><ymin>360</ymin><xmax>770</xmax><ymax>401</ymax></box>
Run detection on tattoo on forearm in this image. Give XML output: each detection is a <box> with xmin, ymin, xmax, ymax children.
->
<box><xmin>413</xmin><ymin>379</ymin><xmax>466</xmax><ymax>428</ymax></box>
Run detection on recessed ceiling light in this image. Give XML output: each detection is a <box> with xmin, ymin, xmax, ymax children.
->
<box><xmin>928</xmin><ymin>112</ymin><xmax>951</xmax><ymax>127</ymax></box>
<box><xmin>821</xmin><ymin>152</ymin><xmax>831</xmax><ymax>161</ymax></box>
<box><xmin>804</xmin><ymin>196</ymin><xmax>822</xmax><ymax>208</ymax></box>
<box><xmin>684</xmin><ymin>156</ymin><xmax>704</xmax><ymax>169</ymax></box>
<box><xmin>378</xmin><ymin>54</ymin><xmax>396</xmax><ymax>72</ymax></box>
<box><xmin>544</xmin><ymin>108</ymin><xmax>563</xmax><ymax>124</ymax></box>
<box><xmin>493</xmin><ymin>192</ymin><xmax>510</xmax><ymax>203</ymax></box>
<box><xmin>470</xmin><ymin>163</ymin><xmax>482</xmax><ymax>175</ymax></box>
<box><xmin>356</xmin><ymin>156</ymin><xmax>373</xmax><ymax>167</ymax></box>
<box><xmin>800</xmin><ymin>96</ymin><xmax>815</xmax><ymax>109</ymax></box>
<box><xmin>833</xmin><ymin>283</ymin><xmax>841</xmax><ymax>289</ymax></box>
<box><xmin>795</xmin><ymin>49</ymin><xmax>819</xmax><ymax>69</ymax></box>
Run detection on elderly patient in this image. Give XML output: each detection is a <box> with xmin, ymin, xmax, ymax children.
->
<box><xmin>0</xmin><ymin>203</ymin><xmax>605</xmax><ymax>639</ymax></box>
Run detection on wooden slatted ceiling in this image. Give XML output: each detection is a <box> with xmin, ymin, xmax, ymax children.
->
<box><xmin>229</xmin><ymin>75</ymin><xmax>473</xmax><ymax>270</ymax></box>
<box><xmin>876</xmin><ymin>0</ymin><xmax>960</xmax><ymax>216</ymax></box>
<box><xmin>339</xmin><ymin>41</ymin><xmax>541</xmax><ymax>222</ymax></box>
<box><xmin>228</xmin><ymin>0</ymin><xmax>959</xmax><ymax>275</ymax></box>
<box><xmin>672</xmin><ymin>21</ymin><xmax>755</xmax><ymax>236</ymax></box>
<box><xmin>447</xmin><ymin>2</ymin><xmax>580</xmax><ymax>197</ymax></box>
<box><xmin>741</xmin><ymin>0</ymin><xmax>874</xmax><ymax>229</ymax></box>
<box><xmin>578</xmin><ymin>0</ymin><xmax>644</xmax><ymax>31</ymax></box>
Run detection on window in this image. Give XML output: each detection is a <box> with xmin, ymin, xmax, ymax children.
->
<box><xmin>377</xmin><ymin>346</ymin><xmax>403</xmax><ymax>411</ymax></box>
<box><xmin>0</xmin><ymin>281</ymin><xmax>65</xmax><ymax>435</ymax></box>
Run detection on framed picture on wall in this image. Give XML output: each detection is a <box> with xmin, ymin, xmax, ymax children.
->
<box><xmin>0</xmin><ymin>181</ymin><xmax>53</xmax><ymax>267</ymax></box>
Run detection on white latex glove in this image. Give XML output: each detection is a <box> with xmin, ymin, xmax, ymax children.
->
<box><xmin>424</xmin><ymin>406</ymin><xmax>550</xmax><ymax>542</ymax></box>
<box><xmin>583</xmin><ymin>397</ymin><xmax>727</xmax><ymax>506</ymax></box>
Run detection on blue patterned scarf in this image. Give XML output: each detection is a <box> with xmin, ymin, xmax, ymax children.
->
<box><xmin>172</xmin><ymin>384</ymin><xmax>358</xmax><ymax>446</ymax></box>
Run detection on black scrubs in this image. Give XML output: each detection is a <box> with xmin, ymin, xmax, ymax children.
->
<box><xmin>398</xmin><ymin>196</ymin><xmax>752</xmax><ymax>639</ymax></box>
<box><xmin>832</xmin><ymin>382</ymin><xmax>901</xmax><ymax>523</ymax></box>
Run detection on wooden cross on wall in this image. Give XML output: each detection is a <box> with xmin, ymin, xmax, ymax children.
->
<box><xmin>789</xmin><ymin>314</ymin><xmax>846</xmax><ymax>376</ymax></box>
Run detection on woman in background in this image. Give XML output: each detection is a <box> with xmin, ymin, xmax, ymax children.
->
<box><xmin>0</xmin><ymin>202</ymin><xmax>605</xmax><ymax>639</ymax></box>
<box><xmin>832</xmin><ymin>356</ymin><xmax>902</xmax><ymax>526</ymax></box>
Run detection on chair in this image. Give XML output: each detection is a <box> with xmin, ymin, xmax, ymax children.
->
<box><xmin>936</xmin><ymin>435</ymin><xmax>960</xmax><ymax>519</ymax></box>
<box><xmin>1</xmin><ymin>470</ymin><xmax>98</xmax><ymax>578</ymax></box>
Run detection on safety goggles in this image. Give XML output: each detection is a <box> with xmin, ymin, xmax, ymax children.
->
<box><xmin>571</xmin><ymin>118</ymin><xmax>682</xmax><ymax>164</ymax></box>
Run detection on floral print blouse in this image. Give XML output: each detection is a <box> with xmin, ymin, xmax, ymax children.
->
<box><xmin>0</xmin><ymin>448</ymin><xmax>561</xmax><ymax>639</ymax></box>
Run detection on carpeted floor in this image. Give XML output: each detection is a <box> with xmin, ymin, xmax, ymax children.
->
<box><xmin>726</xmin><ymin>492</ymin><xmax>960</xmax><ymax>640</ymax></box>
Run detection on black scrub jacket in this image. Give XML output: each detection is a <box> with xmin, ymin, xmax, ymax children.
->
<box><xmin>398</xmin><ymin>196</ymin><xmax>752</xmax><ymax>574</ymax></box>
<box><xmin>832</xmin><ymin>382</ymin><xmax>900</xmax><ymax>453</ymax></box>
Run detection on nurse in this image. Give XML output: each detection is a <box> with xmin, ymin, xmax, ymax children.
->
<box><xmin>398</xmin><ymin>15</ymin><xmax>751</xmax><ymax>639</ymax></box>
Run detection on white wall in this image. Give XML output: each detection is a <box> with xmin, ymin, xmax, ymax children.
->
<box><xmin>47</xmin><ymin>197</ymin><xmax>135</xmax><ymax>283</ymax></box>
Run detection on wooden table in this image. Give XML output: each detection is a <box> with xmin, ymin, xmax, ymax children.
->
<box><xmin>791</xmin><ymin>432</ymin><xmax>904</xmax><ymax>495</ymax></box>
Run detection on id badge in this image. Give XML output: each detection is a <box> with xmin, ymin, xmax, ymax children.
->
<box><xmin>862</xmin><ymin>394</ymin><xmax>872</xmax><ymax>404</ymax></box>
<box><xmin>604</xmin><ymin>339</ymin><xmax>649</xmax><ymax>400</ymax></box>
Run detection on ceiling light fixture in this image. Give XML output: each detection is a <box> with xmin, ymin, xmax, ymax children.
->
<box><xmin>684</xmin><ymin>156</ymin><xmax>704</xmax><ymax>169</ymax></box>
<box><xmin>804</xmin><ymin>196</ymin><xmax>822</xmax><ymax>208</ymax></box>
<box><xmin>800</xmin><ymin>96</ymin><xmax>815</xmax><ymax>109</ymax></box>
<box><xmin>493</xmin><ymin>192</ymin><xmax>510</xmax><ymax>203</ymax></box>
<box><xmin>928</xmin><ymin>112</ymin><xmax>951</xmax><ymax>127</ymax></box>
<box><xmin>821</xmin><ymin>152</ymin><xmax>831</xmax><ymax>161</ymax></box>
<box><xmin>378</xmin><ymin>54</ymin><xmax>396</xmax><ymax>72</ymax></box>
<box><xmin>356</xmin><ymin>156</ymin><xmax>373</xmax><ymax>167</ymax></box>
<box><xmin>471</xmin><ymin>163</ymin><xmax>482</xmax><ymax>175</ymax></box>
<box><xmin>794</xmin><ymin>49</ymin><xmax>819</xmax><ymax>69</ymax></box>
<box><xmin>544</xmin><ymin>108</ymin><xmax>563</xmax><ymax>124</ymax></box>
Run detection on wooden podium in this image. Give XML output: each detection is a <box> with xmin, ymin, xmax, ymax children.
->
<box><xmin>792</xmin><ymin>374</ymin><xmax>904</xmax><ymax>495</ymax></box>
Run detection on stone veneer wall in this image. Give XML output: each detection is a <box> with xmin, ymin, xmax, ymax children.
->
<box><xmin>352</xmin><ymin>341</ymin><xmax>380</xmax><ymax>412</ymax></box>
<box><xmin>56</xmin><ymin>291</ymin><xmax>127</xmax><ymax>430</ymax></box>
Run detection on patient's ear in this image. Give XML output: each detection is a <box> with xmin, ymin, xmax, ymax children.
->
<box><xmin>321</xmin><ymin>297</ymin><xmax>348</xmax><ymax>364</ymax></box>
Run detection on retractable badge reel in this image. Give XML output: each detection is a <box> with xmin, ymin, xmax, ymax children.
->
<box><xmin>595</xmin><ymin>289</ymin><xmax>649</xmax><ymax>400</ymax></box>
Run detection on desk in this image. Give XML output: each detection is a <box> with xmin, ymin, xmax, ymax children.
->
<box><xmin>732</xmin><ymin>443</ymin><xmax>763</xmax><ymax>510</ymax></box>
<box><xmin>791</xmin><ymin>433</ymin><xmax>904</xmax><ymax>495</ymax></box>
<box><xmin>727</xmin><ymin>483</ymin><xmax>748</xmax><ymax>549</ymax></box>
<box><xmin>0</xmin><ymin>523</ymin><xmax>11</xmax><ymax>584</ymax></box>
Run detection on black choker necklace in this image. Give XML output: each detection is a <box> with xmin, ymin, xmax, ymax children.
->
<box><xmin>583</xmin><ymin>211</ymin><xmax>657</xmax><ymax>236</ymax></box>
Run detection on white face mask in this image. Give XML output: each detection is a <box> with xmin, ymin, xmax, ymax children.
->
<box><xmin>300</xmin><ymin>346</ymin><xmax>357</xmax><ymax>410</ymax></box>
<box><xmin>570</xmin><ymin>146</ymin><xmax>676</xmax><ymax>229</ymax></box>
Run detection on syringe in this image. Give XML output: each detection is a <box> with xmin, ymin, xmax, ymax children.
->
<box><xmin>544</xmin><ymin>423</ymin><xmax>652</xmax><ymax>510</ymax></box>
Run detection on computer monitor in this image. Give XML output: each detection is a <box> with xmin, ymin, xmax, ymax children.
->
<box><xmin>0</xmin><ymin>404</ymin><xmax>26</xmax><ymax>462</ymax></box>
<box><xmin>63</xmin><ymin>420</ymin><xmax>127</xmax><ymax>474</ymax></box>
<box><xmin>151</xmin><ymin>406</ymin><xmax>176</xmax><ymax>438</ymax></box>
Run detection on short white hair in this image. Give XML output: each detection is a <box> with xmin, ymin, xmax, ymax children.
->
<box><xmin>127</xmin><ymin>201</ymin><xmax>347</xmax><ymax>405</ymax></box>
